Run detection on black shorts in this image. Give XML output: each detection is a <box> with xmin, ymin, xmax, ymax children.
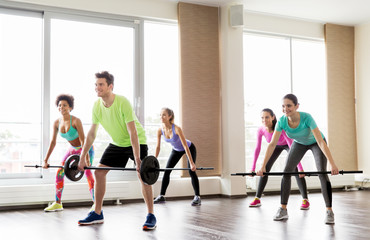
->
<box><xmin>99</xmin><ymin>143</ymin><xmax>148</xmax><ymax>168</ymax></box>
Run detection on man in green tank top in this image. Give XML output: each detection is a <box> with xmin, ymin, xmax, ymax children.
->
<box><xmin>77</xmin><ymin>71</ymin><xmax>156</xmax><ymax>230</ymax></box>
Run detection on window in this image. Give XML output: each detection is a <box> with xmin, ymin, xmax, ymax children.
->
<box><xmin>0</xmin><ymin>6</ymin><xmax>181</xmax><ymax>183</ymax></box>
<box><xmin>0</xmin><ymin>10</ymin><xmax>42</xmax><ymax>178</ymax></box>
<box><xmin>48</xmin><ymin>16</ymin><xmax>136</xmax><ymax>167</ymax></box>
<box><xmin>143</xmin><ymin>21</ymin><xmax>179</xmax><ymax>167</ymax></box>
<box><xmin>244</xmin><ymin>32</ymin><xmax>327</xmax><ymax>173</ymax></box>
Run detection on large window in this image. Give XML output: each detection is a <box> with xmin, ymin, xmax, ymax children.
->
<box><xmin>49</xmin><ymin>16</ymin><xmax>135</xmax><ymax>167</ymax></box>
<box><xmin>244</xmin><ymin>32</ymin><xmax>327</xmax><ymax>173</ymax></box>
<box><xmin>143</xmin><ymin>21</ymin><xmax>179</xmax><ymax>167</ymax></box>
<box><xmin>0</xmin><ymin>10</ymin><xmax>42</xmax><ymax>177</ymax></box>
<box><xmin>0</xmin><ymin>7</ymin><xmax>180</xmax><ymax>182</ymax></box>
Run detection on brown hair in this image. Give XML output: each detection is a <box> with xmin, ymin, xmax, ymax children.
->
<box><xmin>162</xmin><ymin>107</ymin><xmax>174</xmax><ymax>124</ymax></box>
<box><xmin>95</xmin><ymin>71</ymin><xmax>114</xmax><ymax>86</ymax></box>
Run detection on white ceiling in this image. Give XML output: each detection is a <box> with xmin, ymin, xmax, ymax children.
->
<box><xmin>174</xmin><ymin>0</ymin><xmax>370</xmax><ymax>26</ymax></box>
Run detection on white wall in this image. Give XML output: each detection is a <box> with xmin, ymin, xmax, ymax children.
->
<box><xmin>244</xmin><ymin>11</ymin><xmax>324</xmax><ymax>39</ymax></box>
<box><xmin>8</xmin><ymin>0</ymin><xmax>178</xmax><ymax>20</ymax></box>
<box><xmin>355</xmin><ymin>23</ymin><xmax>370</xmax><ymax>180</ymax></box>
<box><xmin>219</xmin><ymin>5</ymin><xmax>246</xmax><ymax>196</ymax></box>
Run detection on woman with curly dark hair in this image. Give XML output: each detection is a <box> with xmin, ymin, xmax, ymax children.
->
<box><xmin>42</xmin><ymin>94</ymin><xmax>95</xmax><ymax>212</ymax></box>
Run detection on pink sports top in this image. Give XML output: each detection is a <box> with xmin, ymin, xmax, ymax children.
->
<box><xmin>251</xmin><ymin>126</ymin><xmax>303</xmax><ymax>172</ymax></box>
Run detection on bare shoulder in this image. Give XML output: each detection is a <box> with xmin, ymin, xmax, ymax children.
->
<box><xmin>53</xmin><ymin>119</ymin><xmax>59</xmax><ymax>128</ymax></box>
<box><xmin>174</xmin><ymin>124</ymin><xmax>183</xmax><ymax>133</ymax></box>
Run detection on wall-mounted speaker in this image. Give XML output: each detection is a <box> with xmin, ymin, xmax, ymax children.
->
<box><xmin>229</xmin><ymin>4</ymin><xmax>244</xmax><ymax>28</ymax></box>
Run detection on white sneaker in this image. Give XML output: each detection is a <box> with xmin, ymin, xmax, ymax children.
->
<box><xmin>325</xmin><ymin>209</ymin><xmax>335</xmax><ymax>224</ymax></box>
<box><xmin>191</xmin><ymin>195</ymin><xmax>201</xmax><ymax>206</ymax></box>
<box><xmin>274</xmin><ymin>207</ymin><xmax>288</xmax><ymax>221</ymax></box>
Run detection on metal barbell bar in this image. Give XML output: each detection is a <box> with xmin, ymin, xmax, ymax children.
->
<box><xmin>231</xmin><ymin>170</ymin><xmax>363</xmax><ymax>177</ymax></box>
<box><xmin>25</xmin><ymin>154</ymin><xmax>214</xmax><ymax>185</ymax></box>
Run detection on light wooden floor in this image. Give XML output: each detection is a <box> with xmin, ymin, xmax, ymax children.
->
<box><xmin>0</xmin><ymin>190</ymin><xmax>369</xmax><ymax>240</ymax></box>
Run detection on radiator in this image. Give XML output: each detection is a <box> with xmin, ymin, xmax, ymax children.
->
<box><xmin>0</xmin><ymin>177</ymin><xmax>221</xmax><ymax>207</ymax></box>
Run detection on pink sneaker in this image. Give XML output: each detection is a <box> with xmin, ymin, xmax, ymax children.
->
<box><xmin>249</xmin><ymin>198</ymin><xmax>261</xmax><ymax>207</ymax></box>
<box><xmin>300</xmin><ymin>199</ymin><xmax>310</xmax><ymax>210</ymax></box>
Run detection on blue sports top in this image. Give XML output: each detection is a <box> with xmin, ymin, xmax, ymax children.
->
<box><xmin>162</xmin><ymin>124</ymin><xmax>191</xmax><ymax>152</ymax></box>
<box><xmin>275</xmin><ymin>112</ymin><xmax>325</xmax><ymax>145</ymax></box>
<box><xmin>59</xmin><ymin>116</ymin><xmax>79</xmax><ymax>141</ymax></box>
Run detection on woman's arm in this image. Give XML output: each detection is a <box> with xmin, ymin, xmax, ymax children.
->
<box><xmin>312</xmin><ymin>127</ymin><xmax>339</xmax><ymax>175</ymax></box>
<box><xmin>251</xmin><ymin>129</ymin><xmax>263</xmax><ymax>172</ymax></box>
<box><xmin>256</xmin><ymin>130</ymin><xmax>281</xmax><ymax>176</ymax></box>
<box><xmin>43</xmin><ymin>120</ymin><xmax>59</xmax><ymax>168</ymax></box>
<box><xmin>155</xmin><ymin>128</ymin><xmax>162</xmax><ymax>158</ymax></box>
<box><xmin>175</xmin><ymin>125</ymin><xmax>196</xmax><ymax>171</ymax></box>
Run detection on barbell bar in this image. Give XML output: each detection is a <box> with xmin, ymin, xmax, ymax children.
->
<box><xmin>231</xmin><ymin>170</ymin><xmax>363</xmax><ymax>177</ymax></box>
<box><xmin>25</xmin><ymin>154</ymin><xmax>214</xmax><ymax>185</ymax></box>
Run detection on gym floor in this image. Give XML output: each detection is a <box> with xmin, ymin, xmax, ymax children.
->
<box><xmin>0</xmin><ymin>189</ymin><xmax>369</xmax><ymax>240</ymax></box>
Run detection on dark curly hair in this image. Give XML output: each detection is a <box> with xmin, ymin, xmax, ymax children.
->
<box><xmin>55</xmin><ymin>94</ymin><xmax>74</xmax><ymax>110</ymax></box>
<box><xmin>95</xmin><ymin>71</ymin><xmax>114</xmax><ymax>86</ymax></box>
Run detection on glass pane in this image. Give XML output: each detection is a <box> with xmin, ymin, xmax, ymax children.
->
<box><xmin>144</xmin><ymin>21</ymin><xmax>179</xmax><ymax>167</ymax></box>
<box><xmin>243</xmin><ymin>33</ymin><xmax>291</xmax><ymax>171</ymax></box>
<box><xmin>48</xmin><ymin>18</ymin><xmax>135</xmax><ymax>166</ymax></box>
<box><xmin>0</xmin><ymin>12</ymin><xmax>42</xmax><ymax>174</ymax></box>
<box><xmin>292</xmin><ymin>39</ymin><xmax>327</xmax><ymax>170</ymax></box>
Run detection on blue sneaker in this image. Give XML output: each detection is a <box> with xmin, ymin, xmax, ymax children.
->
<box><xmin>142</xmin><ymin>213</ymin><xmax>157</xmax><ymax>230</ymax></box>
<box><xmin>78</xmin><ymin>210</ymin><xmax>104</xmax><ymax>225</ymax></box>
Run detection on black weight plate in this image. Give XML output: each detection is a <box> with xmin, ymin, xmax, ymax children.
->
<box><xmin>140</xmin><ymin>155</ymin><xmax>159</xmax><ymax>185</ymax></box>
<box><xmin>64</xmin><ymin>154</ymin><xmax>84</xmax><ymax>181</ymax></box>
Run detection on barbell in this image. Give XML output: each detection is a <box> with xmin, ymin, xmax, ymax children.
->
<box><xmin>231</xmin><ymin>170</ymin><xmax>363</xmax><ymax>177</ymax></box>
<box><xmin>25</xmin><ymin>154</ymin><xmax>214</xmax><ymax>185</ymax></box>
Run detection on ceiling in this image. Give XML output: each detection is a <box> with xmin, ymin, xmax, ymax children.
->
<box><xmin>174</xmin><ymin>0</ymin><xmax>370</xmax><ymax>26</ymax></box>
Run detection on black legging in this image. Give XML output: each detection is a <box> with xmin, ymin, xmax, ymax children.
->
<box><xmin>256</xmin><ymin>145</ymin><xmax>308</xmax><ymax>199</ymax></box>
<box><xmin>281</xmin><ymin>141</ymin><xmax>332</xmax><ymax>207</ymax></box>
<box><xmin>160</xmin><ymin>143</ymin><xmax>200</xmax><ymax>196</ymax></box>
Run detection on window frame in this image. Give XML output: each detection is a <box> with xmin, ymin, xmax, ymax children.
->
<box><xmin>0</xmin><ymin>3</ymin><xmax>179</xmax><ymax>184</ymax></box>
<box><xmin>243</xmin><ymin>30</ymin><xmax>327</xmax><ymax>173</ymax></box>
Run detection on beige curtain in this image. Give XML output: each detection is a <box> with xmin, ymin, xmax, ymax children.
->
<box><xmin>178</xmin><ymin>2</ymin><xmax>221</xmax><ymax>176</ymax></box>
<box><xmin>324</xmin><ymin>23</ymin><xmax>357</xmax><ymax>170</ymax></box>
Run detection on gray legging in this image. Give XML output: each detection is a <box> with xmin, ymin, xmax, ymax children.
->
<box><xmin>256</xmin><ymin>145</ymin><xmax>308</xmax><ymax>199</ymax></box>
<box><xmin>281</xmin><ymin>141</ymin><xmax>332</xmax><ymax>207</ymax></box>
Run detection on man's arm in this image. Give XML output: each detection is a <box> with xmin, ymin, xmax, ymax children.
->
<box><xmin>126</xmin><ymin>121</ymin><xmax>141</xmax><ymax>172</ymax></box>
<box><xmin>78</xmin><ymin>124</ymin><xmax>98</xmax><ymax>170</ymax></box>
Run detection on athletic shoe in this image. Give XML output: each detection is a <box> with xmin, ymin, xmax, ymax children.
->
<box><xmin>274</xmin><ymin>207</ymin><xmax>289</xmax><ymax>221</ymax></box>
<box><xmin>249</xmin><ymin>198</ymin><xmax>261</xmax><ymax>207</ymax></box>
<box><xmin>153</xmin><ymin>195</ymin><xmax>166</xmax><ymax>204</ymax></box>
<box><xmin>142</xmin><ymin>213</ymin><xmax>157</xmax><ymax>230</ymax></box>
<box><xmin>78</xmin><ymin>210</ymin><xmax>104</xmax><ymax>225</ymax></box>
<box><xmin>44</xmin><ymin>202</ymin><xmax>63</xmax><ymax>212</ymax></box>
<box><xmin>300</xmin><ymin>199</ymin><xmax>310</xmax><ymax>210</ymax></box>
<box><xmin>191</xmin><ymin>196</ymin><xmax>201</xmax><ymax>206</ymax></box>
<box><xmin>325</xmin><ymin>209</ymin><xmax>335</xmax><ymax>224</ymax></box>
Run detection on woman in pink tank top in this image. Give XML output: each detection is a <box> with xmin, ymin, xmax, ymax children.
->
<box><xmin>249</xmin><ymin>108</ymin><xmax>310</xmax><ymax>210</ymax></box>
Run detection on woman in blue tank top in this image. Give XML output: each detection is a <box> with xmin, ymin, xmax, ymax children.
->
<box><xmin>153</xmin><ymin>108</ymin><xmax>201</xmax><ymax>206</ymax></box>
<box><xmin>42</xmin><ymin>94</ymin><xmax>95</xmax><ymax>212</ymax></box>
